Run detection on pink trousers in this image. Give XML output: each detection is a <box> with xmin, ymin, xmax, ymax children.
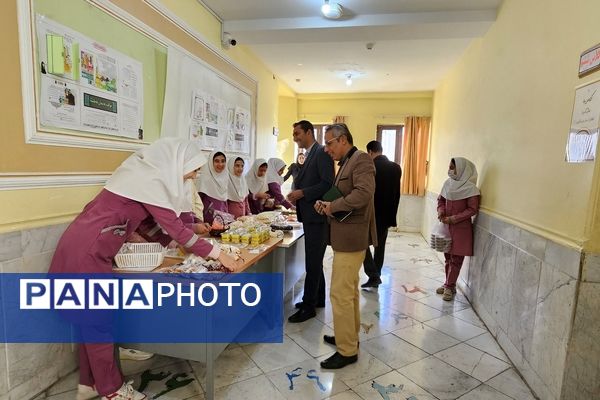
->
<box><xmin>443</xmin><ymin>253</ymin><xmax>465</xmax><ymax>289</ymax></box>
<box><xmin>78</xmin><ymin>342</ymin><xmax>122</xmax><ymax>395</ymax></box>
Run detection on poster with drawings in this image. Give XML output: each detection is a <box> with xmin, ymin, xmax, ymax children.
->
<box><xmin>36</xmin><ymin>15</ymin><xmax>143</xmax><ymax>139</ymax></box>
<box><xmin>162</xmin><ymin>46</ymin><xmax>253</xmax><ymax>156</ymax></box>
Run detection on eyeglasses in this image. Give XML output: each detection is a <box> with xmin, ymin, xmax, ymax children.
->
<box><xmin>325</xmin><ymin>135</ymin><xmax>344</xmax><ymax>147</ymax></box>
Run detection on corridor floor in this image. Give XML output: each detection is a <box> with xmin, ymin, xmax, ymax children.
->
<box><xmin>43</xmin><ymin>232</ymin><xmax>537</xmax><ymax>400</ymax></box>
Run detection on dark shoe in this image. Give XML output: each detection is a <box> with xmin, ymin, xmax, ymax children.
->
<box><xmin>360</xmin><ymin>277</ymin><xmax>382</xmax><ymax>288</ymax></box>
<box><xmin>295</xmin><ymin>301</ymin><xmax>325</xmax><ymax>309</ymax></box>
<box><xmin>288</xmin><ymin>308</ymin><xmax>316</xmax><ymax>323</ymax></box>
<box><xmin>323</xmin><ymin>335</ymin><xmax>336</xmax><ymax>345</ymax></box>
<box><xmin>320</xmin><ymin>352</ymin><xmax>358</xmax><ymax>369</ymax></box>
<box><xmin>323</xmin><ymin>335</ymin><xmax>359</xmax><ymax>348</ymax></box>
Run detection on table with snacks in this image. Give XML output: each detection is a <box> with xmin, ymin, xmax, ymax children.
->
<box><xmin>116</xmin><ymin>211</ymin><xmax>304</xmax><ymax>400</ymax></box>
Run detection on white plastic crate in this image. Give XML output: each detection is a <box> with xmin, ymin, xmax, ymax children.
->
<box><xmin>114</xmin><ymin>243</ymin><xmax>165</xmax><ymax>270</ymax></box>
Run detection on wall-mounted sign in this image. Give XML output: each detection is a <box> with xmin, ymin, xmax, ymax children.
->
<box><xmin>566</xmin><ymin>79</ymin><xmax>600</xmax><ymax>162</ymax></box>
<box><xmin>579</xmin><ymin>43</ymin><xmax>600</xmax><ymax>78</ymax></box>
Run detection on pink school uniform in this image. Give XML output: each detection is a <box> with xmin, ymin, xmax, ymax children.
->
<box><xmin>436</xmin><ymin>157</ymin><xmax>481</xmax><ymax>293</ymax></box>
<box><xmin>48</xmin><ymin>138</ymin><xmax>216</xmax><ymax>398</ymax></box>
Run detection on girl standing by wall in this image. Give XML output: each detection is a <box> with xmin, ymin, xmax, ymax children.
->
<box><xmin>436</xmin><ymin>157</ymin><xmax>481</xmax><ymax>301</ymax></box>
<box><xmin>266</xmin><ymin>158</ymin><xmax>294</xmax><ymax>210</ymax></box>
<box><xmin>246</xmin><ymin>158</ymin><xmax>271</xmax><ymax>214</ymax></box>
<box><xmin>227</xmin><ymin>156</ymin><xmax>252</xmax><ymax>218</ymax></box>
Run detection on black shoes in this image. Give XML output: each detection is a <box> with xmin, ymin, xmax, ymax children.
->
<box><xmin>288</xmin><ymin>308</ymin><xmax>316</xmax><ymax>323</ymax></box>
<box><xmin>320</xmin><ymin>352</ymin><xmax>358</xmax><ymax>369</ymax></box>
<box><xmin>295</xmin><ymin>301</ymin><xmax>325</xmax><ymax>309</ymax></box>
<box><xmin>360</xmin><ymin>277</ymin><xmax>382</xmax><ymax>288</ymax></box>
<box><xmin>323</xmin><ymin>335</ymin><xmax>336</xmax><ymax>345</ymax></box>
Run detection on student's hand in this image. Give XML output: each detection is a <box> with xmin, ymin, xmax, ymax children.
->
<box><xmin>256</xmin><ymin>192</ymin><xmax>270</xmax><ymax>200</ymax></box>
<box><xmin>218</xmin><ymin>252</ymin><xmax>244</xmax><ymax>273</ymax></box>
<box><xmin>193</xmin><ymin>222</ymin><xmax>211</xmax><ymax>235</ymax></box>
<box><xmin>441</xmin><ymin>216</ymin><xmax>453</xmax><ymax>225</ymax></box>
<box><xmin>286</xmin><ymin>190</ymin><xmax>304</xmax><ymax>203</ymax></box>
<box><xmin>126</xmin><ymin>232</ymin><xmax>147</xmax><ymax>243</ymax></box>
<box><xmin>437</xmin><ymin>212</ymin><xmax>445</xmax><ymax>221</ymax></box>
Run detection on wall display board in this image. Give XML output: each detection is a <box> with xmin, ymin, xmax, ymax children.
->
<box><xmin>36</xmin><ymin>15</ymin><xmax>144</xmax><ymax>139</ymax></box>
<box><xmin>161</xmin><ymin>47</ymin><xmax>253</xmax><ymax>157</ymax></box>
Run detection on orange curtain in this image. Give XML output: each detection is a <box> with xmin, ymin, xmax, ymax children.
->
<box><xmin>332</xmin><ymin>116</ymin><xmax>346</xmax><ymax>123</ymax></box>
<box><xmin>401</xmin><ymin>116</ymin><xmax>431</xmax><ymax>196</ymax></box>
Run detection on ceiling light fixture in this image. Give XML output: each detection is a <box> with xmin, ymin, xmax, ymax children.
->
<box><xmin>345</xmin><ymin>74</ymin><xmax>352</xmax><ymax>86</ymax></box>
<box><xmin>321</xmin><ymin>0</ymin><xmax>343</xmax><ymax>19</ymax></box>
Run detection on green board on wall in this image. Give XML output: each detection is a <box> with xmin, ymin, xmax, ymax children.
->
<box><xmin>33</xmin><ymin>0</ymin><xmax>167</xmax><ymax>142</ymax></box>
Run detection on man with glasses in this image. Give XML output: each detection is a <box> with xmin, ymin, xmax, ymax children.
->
<box><xmin>286</xmin><ymin>120</ymin><xmax>335</xmax><ymax>323</ymax></box>
<box><xmin>315</xmin><ymin>123</ymin><xmax>376</xmax><ymax>369</ymax></box>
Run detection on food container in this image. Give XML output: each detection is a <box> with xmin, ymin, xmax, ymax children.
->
<box><xmin>114</xmin><ymin>242</ymin><xmax>165</xmax><ymax>270</ymax></box>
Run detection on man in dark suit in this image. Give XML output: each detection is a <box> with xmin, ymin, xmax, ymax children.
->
<box><xmin>315</xmin><ymin>123</ymin><xmax>376</xmax><ymax>369</ymax></box>
<box><xmin>361</xmin><ymin>140</ymin><xmax>402</xmax><ymax>288</ymax></box>
<box><xmin>286</xmin><ymin>120</ymin><xmax>335</xmax><ymax>323</ymax></box>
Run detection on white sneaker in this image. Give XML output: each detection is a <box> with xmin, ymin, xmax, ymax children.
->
<box><xmin>101</xmin><ymin>381</ymin><xmax>146</xmax><ymax>400</ymax></box>
<box><xmin>77</xmin><ymin>384</ymin><xmax>99</xmax><ymax>400</ymax></box>
<box><xmin>119</xmin><ymin>347</ymin><xmax>154</xmax><ymax>361</ymax></box>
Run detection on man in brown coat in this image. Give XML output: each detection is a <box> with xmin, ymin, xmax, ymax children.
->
<box><xmin>315</xmin><ymin>123</ymin><xmax>376</xmax><ymax>369</ymax></box>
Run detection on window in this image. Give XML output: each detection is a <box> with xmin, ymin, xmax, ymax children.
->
<box><xmin>313</xmin><ymin>124</ymin><xmax>328</xmax><ymax>145</ymax></box>
<box><xmin>376</xmin><ymin>125</ymin><xmax>403</xmax><ymax>164</ymax></box>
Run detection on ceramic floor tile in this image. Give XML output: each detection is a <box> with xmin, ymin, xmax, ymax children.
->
<box><xmin>287</xmin><ymin>318</ymin><xmax>335</xmax><ymax>357</ymax></box>
<box><xmin>424</xmin><ymin>315</ymin><xmax>486</xmax><ymax>341</ymax></box>
<box><xmin>351</xmin><ymin>370</ymin><xmax>437</xmax><ymax>400</ymax></box>
<box><xmin>265</xmin><ymin>358</ymin><xmax>349</xmax><ymax>399</ymax></box>
<box><xmin>417</xmin><ymin>295</ymin><xmax>471</xmax><ymax>314</ymax></box>
<box><xmin>434</xmin><ymin>343</ymin><xmax>510</xmax><ymax>382</ymax></box>
<box><xmin>361</xmin><ymin>333</ymin><xmax>429</xmax><ymax>369</ymax></box>
<box><xmin>451</xmin><ymin>308</ymin><xmax>486</xmax><ymax>329</ymax></box>
<box><xmin>325</xmin><ymin>389</ymin><xmax>363</xmax><ymax>399</ymax></box>
<box><xmin>124</xmin><ymin>361</ymin><xmax>203</xmax><ymax>400</ymax></box>
<box><xmin>456</xmin><ymin>384</ymin><xmax>513</xmax><ymax>400</ymax></box>
<box><xmin>215</xmin><ymin>374</ymin><xmax>285</xmax><ymax>400</ymax></box>
<box><xmin>465</xmin><ymin>333</ymin><xmax>509</xmax><ymax>362</ymax></box>
<box><xmin>316</xmin><ymin>350</ymin><xmax>392</xmax><ymax>388</ymax></box>
<box><xmin>243</xmin><ymin>335</ymin><xmax>313</xmax><ymax>373</ymax></box>
<box><xmin>398</xmin><ymin>356</ymin><xmax>481</xmax><ymax>400</ymax></box>
<box><xmin>486</xmin><ymin>369</ymin><xmax>536</xmax><ymax>400</ymax></box>
<box><xmin>392</xmin><ymin>323</ymin><xmax>460</xmax><ymax>354</ymax></box>
<box><xmin>190</xmin><ymin>347</ymin><xmax>262</xmax><ymax>389</ymax></box>
<box><xmin>390</xmin><ymin>298</ymin><xmax>445</xmax><ymax>322</ymax></box>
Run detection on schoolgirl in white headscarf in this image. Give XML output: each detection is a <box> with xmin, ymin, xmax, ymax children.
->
<box><xmin>437</xmin><ymin>157</ymin><xmax>481</xmax><ymax>301</ymax></box>
<box><xmin>196</xmin><ymin>151</ymin><xmax>229</xmax><ymax>223</ymax></box>
<box><xmin>227</xmin><ymin>156</ymin><xmax>251</xmax><ymax>218</ymax></box>
<box><xmin>265</xmin><ymin>157</ymin><xmax>294</xmax><ymax>210</ymax></box>
<box><xmin>245</xmin><ymin>158</ymin><xmax>270</xmax><ymax>214</ymax></box>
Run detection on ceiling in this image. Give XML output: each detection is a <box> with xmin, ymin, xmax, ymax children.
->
<box><xmin>200</xmin><ymin>0</ymin><xmax>502</xmax><ymax>93</ymax></box>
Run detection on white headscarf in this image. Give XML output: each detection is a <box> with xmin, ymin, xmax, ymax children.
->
<box><xmin>266</xmin><ymin>158</ymin><xmax>286</xmax><ymax>185</ymax></box>
<box><xmin>440</xmin><ymin>157</ymin><xmax>481</xmax><ymax>201</ymax></box>
<box><xmin>227</xmin><ymin>156</ymin><xmax>249</xmax><ymax>202</ymax></box>
<box><xmin>245</xmin><ymin>158</ymin><xmax>268</xmax><ymax>194</ymax></box>
<box><xmin>196</xmin><ymin>151</ymin><xmax>229</xmax><ymax>201</ymax></box>
<box><xmin>105</xmin><ymin>138</ymin><xmax>207</xmax><ymax>215</ymax></box>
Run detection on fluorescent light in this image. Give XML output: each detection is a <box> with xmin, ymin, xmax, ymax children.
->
<box><xmin>345</xmin><ymin>74</ymin><xmax>352</xmax><ymax>86</ymax></box>
<box><xmin>321</xmin><ymin>0</ymin><xmax>343</xmax><ymax>19</ymax></box>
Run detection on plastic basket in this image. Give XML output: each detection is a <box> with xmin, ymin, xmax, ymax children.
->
<box><xmin>114</xmin><ymin>243</ymin><xmax>165</xmax><ymax>269</ymax></box>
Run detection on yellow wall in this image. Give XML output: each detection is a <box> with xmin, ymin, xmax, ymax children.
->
<box><xmin>278</xmin><ymin>96</ymin><xmax>298</xmax><ymax>165</ymax></box>
<box><xmin>429</xmin><ymin>0</ymin><xmax>600</xmax><ymax>246</ymax></box>
<box><xmin>0</xmin><ymin>0</ymin><xmax>284</xmax><ymax>233</ymax></box>
<box><xmin>294</xmin><ymin>92</ymin><xmax>433</xmax><ymax>154</ymax></box>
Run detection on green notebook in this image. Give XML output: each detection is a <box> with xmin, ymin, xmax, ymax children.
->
<box><xmin>322</xmin><ymin>186</ymin><xmax>353</xmax><ymax>222</ymax></box>
<box><xmin>322</xmin><ymin>185</ymin><xmax>343</xmax><ymax>202</ymax></box>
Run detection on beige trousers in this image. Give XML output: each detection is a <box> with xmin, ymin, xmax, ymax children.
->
<box><xmin>330</xmin><ymin>249</ymin><xmax>365</xmax><ymax>356</ymax></box>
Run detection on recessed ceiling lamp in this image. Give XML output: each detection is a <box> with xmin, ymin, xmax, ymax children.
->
<box><xmin>345</xmin><ymin>74</ymin><xmax>352</xmax><ymax>86</ymax></box>
<box><xmin>321</xmin><ymin>0</ymin><xmax>343</xmax><ymax>19</ymax></box>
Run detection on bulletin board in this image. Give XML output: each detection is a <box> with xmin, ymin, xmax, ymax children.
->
<box><xmin>32</xmin><ymin>0</ymin><xmax>167</xmax><ymax>144</ymax></box>
<box><xmin>11</xmin><ymin>0</ymin><xmax>257</xmax><ymax>175</ymax></box>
